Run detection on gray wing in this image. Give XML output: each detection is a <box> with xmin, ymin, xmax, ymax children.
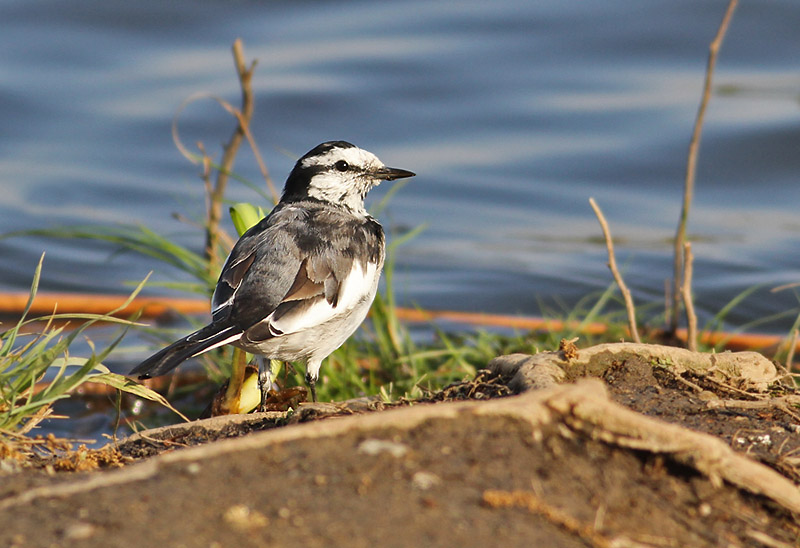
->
<box><xmin>210</xmin><ymin>205</ymin><xmax>355</xmax><ymax>333</ymax></box>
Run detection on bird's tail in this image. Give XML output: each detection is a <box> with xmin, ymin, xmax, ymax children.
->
<box><xmin>130</xmin><ymin>323</ymin><xmax>242</xmax><ymax>379</ymax></box>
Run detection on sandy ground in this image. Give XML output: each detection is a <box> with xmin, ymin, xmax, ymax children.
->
<box><xmin>1</xmin><ymin>342</ymin><xmax>799</xmax><ymax>548</ymax></box>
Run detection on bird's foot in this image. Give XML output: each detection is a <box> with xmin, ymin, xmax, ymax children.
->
<box><xmin>305</xmin><ymin>373</ymin><xmax>318</xmax><ymax>403</ymax></box>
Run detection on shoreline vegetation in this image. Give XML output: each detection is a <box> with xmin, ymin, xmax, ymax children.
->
<box><xmin>4</xmin><ymin>0</ymin><xmax>798</xmax><ymax>442</ymax></box>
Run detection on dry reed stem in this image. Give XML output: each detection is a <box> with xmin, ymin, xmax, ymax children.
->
<box><xmin>588</xmin><ymin>198</ymin><xmax>641</xmax><ymax>343</ymax></box>
<box><xmin>681</xmin><ymin>242</ymin><xmax>697</xmax><ymax>351</ymax></box>
<box><xmin>226</xmin><ymin>104</ymin><xmax>278</xmax><ymax>202</ymax></box>
<box><xmin>670</xmin><ymin>0</ymin><xmax>738</xmax><ymax>333</ymax></box>
<box><xmin>204</xmin><ymin>39</ymin><xmax>257</xmax><ymax>273</ymax></box>
<box><xmin>770</xmin><ymin>282</ymin><xmax>800</xmax><ymax>293</ymax></box>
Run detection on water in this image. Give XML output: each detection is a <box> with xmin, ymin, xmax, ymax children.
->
<box><xmin>2</xmin><ymin>0</ymin><xmax>800</xmax><ymax>342</ymax></box>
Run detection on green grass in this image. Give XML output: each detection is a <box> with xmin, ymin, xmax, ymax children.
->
<box><xmin>0</xmin><ymin>254</ymin><xmax>187</xmax><ymax>440</ymax></box>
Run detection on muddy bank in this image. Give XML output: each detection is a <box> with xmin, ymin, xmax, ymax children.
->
<box><xmin>1</xmin><ymin>343</ymin><xmax>799</xmax><ymax>547</ymax></box>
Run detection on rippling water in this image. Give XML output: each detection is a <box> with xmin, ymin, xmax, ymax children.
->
<box><xmin>2</xmin><ymin>0</ymin><xmax>800</xmax><ymax>338</ymax></box>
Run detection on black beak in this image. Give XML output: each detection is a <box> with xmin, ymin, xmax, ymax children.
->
<box><xmin>374</xmin><ymin>166</ymin><xmax>416</xmax><ymax>181</ymax></box>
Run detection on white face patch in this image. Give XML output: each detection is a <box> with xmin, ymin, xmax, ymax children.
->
<box><xmin>302</xmin><ymin>146</ymin><xmax>386</xmax><ymax>213</ymax></box>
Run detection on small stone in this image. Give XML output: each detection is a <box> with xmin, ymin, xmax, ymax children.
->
<box><xmin>752</xmin><ymin>434</ymin><xmax>772</xmax><ymax>447</ymax></box>
<box><xmin>223</xmin><ymin>504</ymin><xmax>269</xmax><ymax>530</ymax></box>
<box><xmin>63</xmin><ymin>522</ymin><xmax>95</xmax><ymax>540</ymax></box>
<box><xmin>412</xmin><ymin>471</ymin><xmax>441</xmax><ymax>491</ymax></box>
<box><xmin>697</xmin><ymin>390</ymin><xmax>718</xmax><ymax>401</ymax></box>
<box><xmin>357</xmin><ymin>439</ymin><xmax>409</xmax><ymax>458</ymax></box>
<box><xmin>185</xmin><ymin>462</ymin><xmax>201</xmax><ymax>475</ymax></box>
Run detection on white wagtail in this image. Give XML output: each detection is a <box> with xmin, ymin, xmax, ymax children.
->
<box><xmin>131</xmin><ymin>141</ymin><xmax>415</xmax><ymax>403</ymax></box>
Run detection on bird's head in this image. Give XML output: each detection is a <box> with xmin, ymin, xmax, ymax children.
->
<box><xmin>281</xmin><ymin>141</ymin><xmax>415</xmax><ymax>213</ymax></box>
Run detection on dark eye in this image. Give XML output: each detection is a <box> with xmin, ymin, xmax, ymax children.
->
<box><xmin>334</xmin><ymin>160</ymin><xmax>349</xmax><ymax>172</ymax></box>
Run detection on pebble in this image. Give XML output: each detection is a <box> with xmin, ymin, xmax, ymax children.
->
<box><xmin>357</xmin><ymin>439</ymin><xmax>409</xmax><ymax>458</ymax></box>
<box><xmin>63</xmin><ymin>522</ymin><xmax>95</xmax><ymax>540</ymax></box>
<box><xmin>412</xmin><ymin>471</ymin><xmax>441</xmax><ymax>490</ymax></box>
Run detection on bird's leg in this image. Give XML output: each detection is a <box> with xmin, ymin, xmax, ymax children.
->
<box><xmin>256</xmin><ymin>356</ymin><xmax>272</xmax><ymax>411</ymax></box>
<box><xmin>305</xmin><ymin>371</ymin><xmax>317</xmax><ymax>403</ymax></box>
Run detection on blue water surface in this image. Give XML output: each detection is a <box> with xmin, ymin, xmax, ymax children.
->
<box><xmin>2</xmin><ymin>0</ymin><xmax>800</xmax><ymax>337</ymax></box>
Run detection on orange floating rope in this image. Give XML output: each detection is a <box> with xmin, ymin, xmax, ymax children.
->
<box><xmin>0</xmin><ymin>291</ymin><xmax>794</xmax><ymax>355</ymax></box>
<box><xmin>0</xmin><ymin>292</ymin><xmax>209</xmax><ymax>319</ymax></box>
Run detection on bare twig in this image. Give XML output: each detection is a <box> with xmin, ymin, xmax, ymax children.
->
<box><xmin>222</xmin><ymin>104</ymin><xmax>277</xmax><ymax>202</ymax></box>
<box><xmin>707</xmin><ymin>397</ymin><xmax>800</xmax><ymax>423</ymax></box>
<box><xmin>661</xmin><ymin>367</ymin><xmax>704</xmax><ymax>394</ymax></box>
<box><xmin>483</xmin><ymin>489</ymin><xmax>616</xmax><ymax>548</ymax></box>
<box><xmin>171</xmin><ymin>93</ymin><xmax>278</xmax><ymax>205</ymax></box>
<box><xmin>770</xmin><ymin>282</ymin><xmax>800</xmax><ymax>293</ymax></box>
<box><xmin>204</xmin><ymin>39</ymin><xmax>258</xmax><ymax>274</ymax></box>
<box><xmin>589</xmin><ymin>198</ymin><xmax>641</xmax><ymax>343</ymax></box>
<box><xmin>745</xmin><ymin>530</ymin><xmax>795</xmax><ymax>548</ymax></box>
<box><xmin>703</xmin><ymin>374</ymin><xmax>770</xmax><ymax>400</ymax></box>
<box><xmin>670</xmin><ymin>0</ymin><xmax>738</xmax><ymax>333</ymax></box>
<box><xmin>681</xmin><ymin>243</ymin><xmax>698</xmax><ymax>351</ymax></box>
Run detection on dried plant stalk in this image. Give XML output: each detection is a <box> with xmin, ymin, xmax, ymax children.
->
<box><xmin>589</xmin><ymin>198</ymin><xmax>641</xmax><ymax>343</ymax></box>
<box><xmin>204</xmin><ymin>39</ymin><xmax>258</xmax><ymax>274</ymax></box>
<box><xmin>670</xmin><ymin>0</ymin><xmax>738</xmax><ymax>333</ymax></box>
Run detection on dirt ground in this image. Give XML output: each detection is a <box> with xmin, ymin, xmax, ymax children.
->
<box><xmin>1</xmin><ymin>342</ymin><xmax>799</xmax><ymax>547</ymax></box>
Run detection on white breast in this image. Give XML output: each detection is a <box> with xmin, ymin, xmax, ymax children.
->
<box><xmin>268</xmin><ymin>260</ymin><xmax>379</xmax><ymax>337</ymax></box>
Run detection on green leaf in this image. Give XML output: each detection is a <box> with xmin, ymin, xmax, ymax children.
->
<box><xmin>229</xmin><ymin>202</ymin><xmax>265</xmax><ymax>236</ymax></box>
<box><xmin>88</xmin><ymin>373</ymin><xmax>190</xmax><ymax>422</ymax></box>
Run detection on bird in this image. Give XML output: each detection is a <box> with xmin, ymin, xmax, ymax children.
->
<box><xmin>130</xmin><ymin>141</ymin><xmax>415</xmax><ymax>404</ymax></box>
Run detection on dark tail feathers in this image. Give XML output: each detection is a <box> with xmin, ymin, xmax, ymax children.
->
<box><xmin>130</xmin><ymin>323</ymin><xmax>241</xmax><ymax>379</ymax></box>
